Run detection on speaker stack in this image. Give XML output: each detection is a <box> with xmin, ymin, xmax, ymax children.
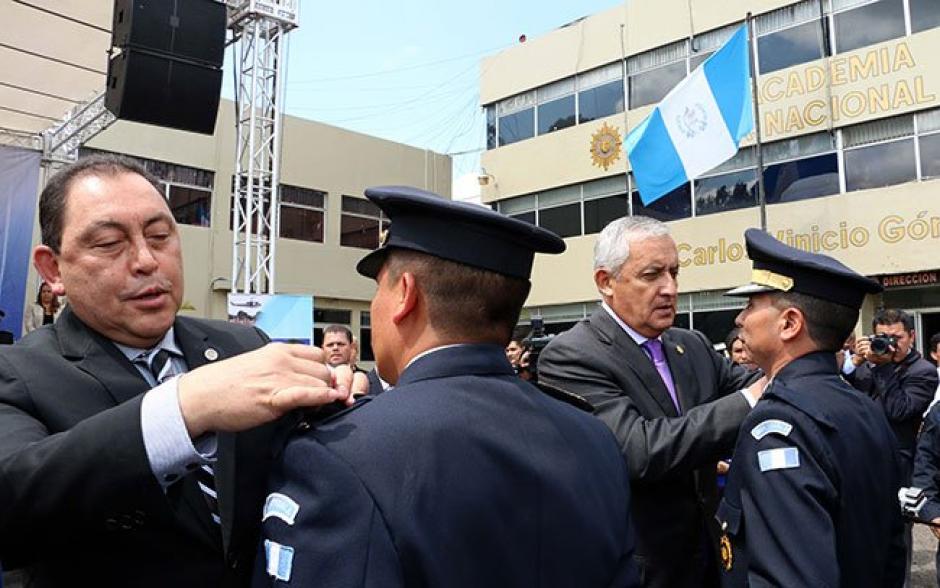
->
<box><xmin>106</xmin><ymin>0</ymin><xmax>227</xmax><ymax>134</ymax></box>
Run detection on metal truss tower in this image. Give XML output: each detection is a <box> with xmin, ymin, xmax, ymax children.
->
<box><xmin>227</xmin><ymin>0</ymin><xmax>298</xmax><ymax>295</ymax></box>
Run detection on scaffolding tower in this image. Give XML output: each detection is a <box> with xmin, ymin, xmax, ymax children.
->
<box><xmin>227</xmin><ymin>0</ymin><xmax>298</xmax><ymax>295</ymax></box>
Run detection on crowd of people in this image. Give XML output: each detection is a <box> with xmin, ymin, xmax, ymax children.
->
<box><xmin>0</xmin><ymin>153</ymin><xmax>938</xmax><ymax>587</ymax></box>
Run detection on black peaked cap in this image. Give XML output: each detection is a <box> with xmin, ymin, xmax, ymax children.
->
<box><xmin>726</xmin><ymin>228</ymin><xmax>882</xmax><ymax>308</ymax></box>
<box><xmin>356</xmin><ymin>186</ymin><xmax>566</xmax><ymax>280</ymax></box>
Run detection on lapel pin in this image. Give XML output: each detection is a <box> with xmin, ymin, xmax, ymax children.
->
<box><xmin>204</xmin><ymin>348</ymin><xmax>219</xmax><ymax>361</ymax></box>
<box><xmin>676</xmin><ymin>345</ymin><xmax>685</xmax><ymax>355</ymax></box>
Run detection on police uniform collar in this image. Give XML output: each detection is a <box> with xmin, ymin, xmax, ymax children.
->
<box><xmin>355</xmin><ymin>186</ymin><xmax>565</xmax><ymax>280</ymax></box>
<box><xmin>395</xmin><ymin>343</ymin><xmax>514</xmax><ymax>387</ymax></box>
<box><xmin>763</xmin><ymin>351</ymin><xmax>844</xmax><ymax>428</ymax></box>
<box><xmin>726</xmin><ymin>228</ymin><xmax>882</xmax><ymax>308</ymax></box>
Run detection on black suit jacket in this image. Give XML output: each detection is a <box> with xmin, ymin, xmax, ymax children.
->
<box><xmin>538</xmin><ymin>308</ymin><xmax>756</xmax><ymax>588</ymax></box>
<box><xmin>847</xmin><ymin>350</ymin><xmax>938</xmax><ymax>469</ymax></box>
<box><xmin>255</xmin><ymin>344</ymin><xmax>638</xmax><ymax>587</ymax></box>
<box><xmin>0</xmin><ymin>307</ymin><xmax>274</xmax><ymax>587</ymax></box>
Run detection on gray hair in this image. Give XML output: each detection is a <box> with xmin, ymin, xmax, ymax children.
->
<box><xmin>593</xmin><ymin>216</ymin><xmax>670</xmax><ymax>276</ymax></box>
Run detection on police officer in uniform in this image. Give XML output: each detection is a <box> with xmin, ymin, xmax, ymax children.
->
<box><xmin>255</xmin><ymin>187</ymin><xmax>638</xmax><ymax>587</ymax></box>
<box><xmin>717</xmin><ymin>229</ymin><xmax>904</xmax><ymax>587</ymax></box>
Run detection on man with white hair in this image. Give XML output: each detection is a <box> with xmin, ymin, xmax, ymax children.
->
<box><xmin>539</xmin><ymin>216</ymin><xmax>763</xmax><ymax>588</ymax></box>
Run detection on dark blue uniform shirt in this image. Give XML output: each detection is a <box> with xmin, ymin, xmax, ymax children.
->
<box><xmin>718</xmin><ymin>351</ymin><xmax>905</xmax><ymax>587</ymax></box>
<box><xmin>254</xmin><ymin>344</ymin><xmax>638</xmax><ymax>587</ymax></box>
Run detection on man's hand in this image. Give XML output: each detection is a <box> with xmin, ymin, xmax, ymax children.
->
<box><xmin>177</xmin><ymin>343</ymin><xmax>365</xmax><ymax>438</ymax></box>
<box><xmin>856</xmin><ymin>336</ymin><xmax>890</xmax><ymax>366</ymax></box>
<box><xmin>744</xmin><ymin>375</ymin><xmax>769</xmax><ymax>404</ymax></box>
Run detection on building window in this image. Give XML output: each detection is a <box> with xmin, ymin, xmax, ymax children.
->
<box><xmin>497</xmin><ymin>92</ymin><xmax>536</xmax><ymax>146</ymax></box>
<box><xmin>341</xmin><ymin>195</ymin><xmax>388</xmax><ymax>249</ymax></box>
<box><xmin>758</xmin><ymin>20</ymin><xmax>827</xmax><ymax>74</ymax></box>
<box><xmin>537</xmin><ymin>78</ymin><xmax>576</xmax><ymax>135</ymax></box>
<box><xmin>536</xmin><ymin>185</ymin><xmax>581</xmax><ymax>238</ymax></box>
<box><xmin>359</xmin><ymin>311</ymin><xmax>374</xmax><ymax>362</ymax></box>
<box><xmin>628</xmin><ymin>60</ymin><xmax>687</xmax><ymax>110</ymax></box>
<box><xmin>313</xmin><ymin>308</ymin><xmax>352</xmax><ymax>347</ymax></box>
<box><xmin>280</xmin><ymin>185</ymin><xmax>325</xmax><ymax>243</ymax></box>
<box><xmin>628</xmin><ymin>40</ymin><xmax>689</xmax><ymax>109</ymax></box>
<box><xmin>832</xmin><ymin>0</ymin><xmax>906</xmax><ymax>54</ymax></box>
<box><xmin>578</xmin><ymin>63</ymin><xmax>624</xmax><ymax>124</ymax></box>
<box><xmin>761</xmin><ymin>131</ymin><xmax>840</xmax><ymax>203</ymax></box>
<box><xmin>910</xmin><ymin>0</ymin><xmax>940</xmax><ymax>34</ymax></box>
<box><xmin>631</xmin><ymin>181</ymin><xmax>692</xmax><ymax>222</ymax></box>
<box><xmin>919</xmin><ymin>109</ymin><xmax>940</xmax><ymax>179</ymax></box>
<box><xmin>498</xmin><ymin>194</ymin><xmax>537</xmax><ymax>225</ymax></box>
<box><xmin>843</xmin><ymin>115</ymin><xmax>917</xmax><ymax>192</ymax></box>
<box><xmin>80</xmin><ymin>148</ymin><xmax>213</xmax><ymax>228</ymax></box>
<box><xmin>695</xmin><ymin>169</ymin><xmax>758</xmax><ymax>216</ymax></box>
<box><xmin>538</xmin><ymin>95</ymin><xmax>577</xmax><ymax>135</ymax></box>
<box><xmin>584</xmin><ymin>193</ymin><xmax>629</xmax><ymax>234</ymax></box>
<box><xmin>486</xmin><ymin>105</ymin><xmax>497</xmax><ymax>150</ymax></box>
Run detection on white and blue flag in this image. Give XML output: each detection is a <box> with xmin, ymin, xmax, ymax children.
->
<box><xmin>625</xmin><ymin>25</ymin><xmax>753</xmax><ymax>205</ymax></box>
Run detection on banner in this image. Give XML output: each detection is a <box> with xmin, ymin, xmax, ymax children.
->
<box><xmin>227</xmin><ymin>293</ymin><xmax>314</xmax><ymax>344</ymax></box>
<box><xmin>0</xmin><ymin>146</ymin><xmax>42</xmax><ymax>342</ymax></box>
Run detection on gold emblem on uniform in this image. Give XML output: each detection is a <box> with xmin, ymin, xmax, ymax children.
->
<box><xmin>589</xmin><ymin>122</ymin><xmax>622</xmax><ymax>171</ymax></box>
<box><xmin>379</xmin><ymin>227</ymin><xmax>390</xmax><ymax>247</ymax></box>
<box><xmin>720</xmin><ymin>524</ymin><xmax>733</xmax><ymax>571</ymax></box>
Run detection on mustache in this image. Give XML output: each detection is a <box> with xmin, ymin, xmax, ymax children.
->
<box><xmin>120</xmin><ymin>279</ymin><xmax>174</xmax><ymax>300</ymax></box>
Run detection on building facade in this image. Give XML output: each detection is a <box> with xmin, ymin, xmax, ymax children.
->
<box><xmin>480</xmin><ymin>0</ymin><xmax>940</xmax><ymax>349</ymax></box>
<box><xmin>24</xmin><ymin>101</ymin><xmax>451</xmax><ymax>361</ymax></box>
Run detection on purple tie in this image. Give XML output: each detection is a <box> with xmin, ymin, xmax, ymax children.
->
<box><xmin>641</xmin><ymin>339</ymin><xmax>681</xmax><ymax>414</ymax></box>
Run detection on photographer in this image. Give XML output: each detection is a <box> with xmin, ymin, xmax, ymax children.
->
<box><xmin>844</xmin><ymin>308</ymin><xmax>938</xmax><ymax>582</ymax></box>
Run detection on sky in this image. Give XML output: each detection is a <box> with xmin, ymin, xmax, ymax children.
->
<box><xmin>221</xmin><ymin>0</ymin><xmax>623</xmax><ymax>198</ymax></box>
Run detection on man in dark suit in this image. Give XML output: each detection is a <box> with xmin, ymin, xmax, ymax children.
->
<box><xmin>0</xmin><ymin>155</ymin><xmax>358</xmax><ymax>587</ymax></box>
<box><xmin>718</xmin><ymin>228</ymin><xmax>903</xmax><ymax>586</ymax></box>
<box><xmin>256</xmin><ymin>187</ymin><xmax>638</xmax><ymax>587</ymax></box>
<box><xmin>538</xmin><ymin>216</ymin><xmax>761</xmax><ymax>588</ymax></box>
<box><xmin>843</xmin><ymin>307</ymin><xmax>937</xmax><ymax>582</ymax></box>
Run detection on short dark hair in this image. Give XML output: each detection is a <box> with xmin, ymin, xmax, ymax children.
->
<box><xmin>771</xmin><ymin>292</ymin><xmax>859</xmax><ymax>352</ymax></box>
<box><xmin>929</xmin><ymin>333</ymin><xmax>940</xmax><ymax>354</ymax></box>
<box><xmin>323</xmin><ymin>324</ymin><xmax>353</xmax><ymax>343</ymax></box>
<box><xmin>872</xmin><ymin>308</ymin><xmax>914</xmax><ymax>332</ymax></box>
<box><xmin>383</xmin><ymin>250</ymin><xmax>531</xmax><ymax>344</ymax></box>
<box><xmin>725</xmin><ymin>328</ymin><xmax>742</xmax><ymax>351</ymax></box>
<box><xmin>39</xmin><ymin>153</ymin><xmax>162</xmax><ymax>253</ymax></box>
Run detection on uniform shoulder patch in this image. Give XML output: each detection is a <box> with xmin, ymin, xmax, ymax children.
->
<box><xmin>750</xmin><ymin>418</ymin><xmax>793</xmax><ymax>441</ymax></box>
<box><xmin>264</xmin><ymin>539</ymin><xmax>294</xmax><ymax>582</ymax></box>
<box><xmin>757</xmin><ymin>447</ymin><xmax>800</xmax><ymax>472</ymax></box>
<box><xmin>263</xmin><ymin>492</ymin><xmax>300</xmax><ymax>526</ymax></box>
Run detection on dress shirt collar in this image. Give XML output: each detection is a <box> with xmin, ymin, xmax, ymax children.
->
<box><xmin>113</xmin><ymin>327</ymin><xmax>182</xmax><ymax>362</ymax></box>
<box><xmin>601</xmin><ymin>301</ymin><xmax>662</xmax><ymax>346</ymax></box>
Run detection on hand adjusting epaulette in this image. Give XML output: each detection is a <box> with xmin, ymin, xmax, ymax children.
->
<box><xmin>535</xmin><ymin>382</ymin><xmax>595</xmax><ymax>412</ymax></box>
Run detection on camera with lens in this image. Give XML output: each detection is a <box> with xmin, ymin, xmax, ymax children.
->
<box><xmin>521</xmin><ymin>317</ymin><xmax>554</xmax><ymax>382</ymax></box>
<box><xmin>869</xmin><ymin>334</ymin><xmax>898</xmax><ymax>356</ymax></box>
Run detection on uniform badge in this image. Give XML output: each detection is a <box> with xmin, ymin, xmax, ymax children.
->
<box><xmin>720</xmin><ymin>522</ymin><xmax>733</xmax><ymax>571</ymax></box>
<box><xmin>757</xmin><ymin>447</ymin><xmax>800</xmax><ymax>472</ymax></box>
<box><xmin>378</xmin><ymin>227</ymin><xmax>390</xmax><ymax>247</ymax></box>
<box><xmin>750</xmin><ymin>419</ymin><xmax>793</xmax><ymax>440</ymax></box>
<box><xmin>676</xmin><ymin>344</ymin><xmax>685</xmax><ymax>355</ymax></box>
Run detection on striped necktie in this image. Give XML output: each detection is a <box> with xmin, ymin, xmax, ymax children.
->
<box><xmin>139</xmin><ymin>348</ymin><xmax>221</xmax><ymax>526</ymax></box>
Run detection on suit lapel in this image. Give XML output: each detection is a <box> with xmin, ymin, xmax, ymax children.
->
<box><xmin>662</xmin><ymin>330</ymin><xmax>696</xmax><ymax>414</ymax></box>
<box><xmin>56</xmin><ymin>307</ymin><xmax>150</xmax><ymax>405</ymax></box>
<box><xmin>590</xmin><ymin>310</ymin><xmax>679</xmax><ymax>417</ymax></box>
<box><xmin>174</xmin><ymin>317</ymin><xmax>238</xmax><ymax>552</ymax></box>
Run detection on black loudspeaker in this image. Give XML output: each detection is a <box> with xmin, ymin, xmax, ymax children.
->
<box><xmin>105</xmin><ymin>49</ymin><xmax>223</xmax><ymax>134</ymax></box>
<box><xmin>106</xmin><ymin>0</ymin><xmax>226</xmax><ymax>134</ymax></box>
<box><xmin>111</xmin><ymin>0</ymin><xmax>226</xmax><ymax>66</ymax></box>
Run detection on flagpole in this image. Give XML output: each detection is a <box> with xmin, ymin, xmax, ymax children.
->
<box><xmin>746</xmin><ymin>12</ymin><xmax>767</xmax><ymax>231</ymax></box>
<box><xmin>620</xmin><ymin>22</ymin><xmax>632</xmax><ymax>216</ymax></box>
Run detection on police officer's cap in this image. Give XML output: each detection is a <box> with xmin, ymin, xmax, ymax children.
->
<box><xmin>356</xmin><ymin>186</ymin><xmax>566</xmax><ymax>280</ymax></box>
<box><xmin>725</xmin><ymin>228</ymin><xmax>882</xmax><ymax>308</ymax></box>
